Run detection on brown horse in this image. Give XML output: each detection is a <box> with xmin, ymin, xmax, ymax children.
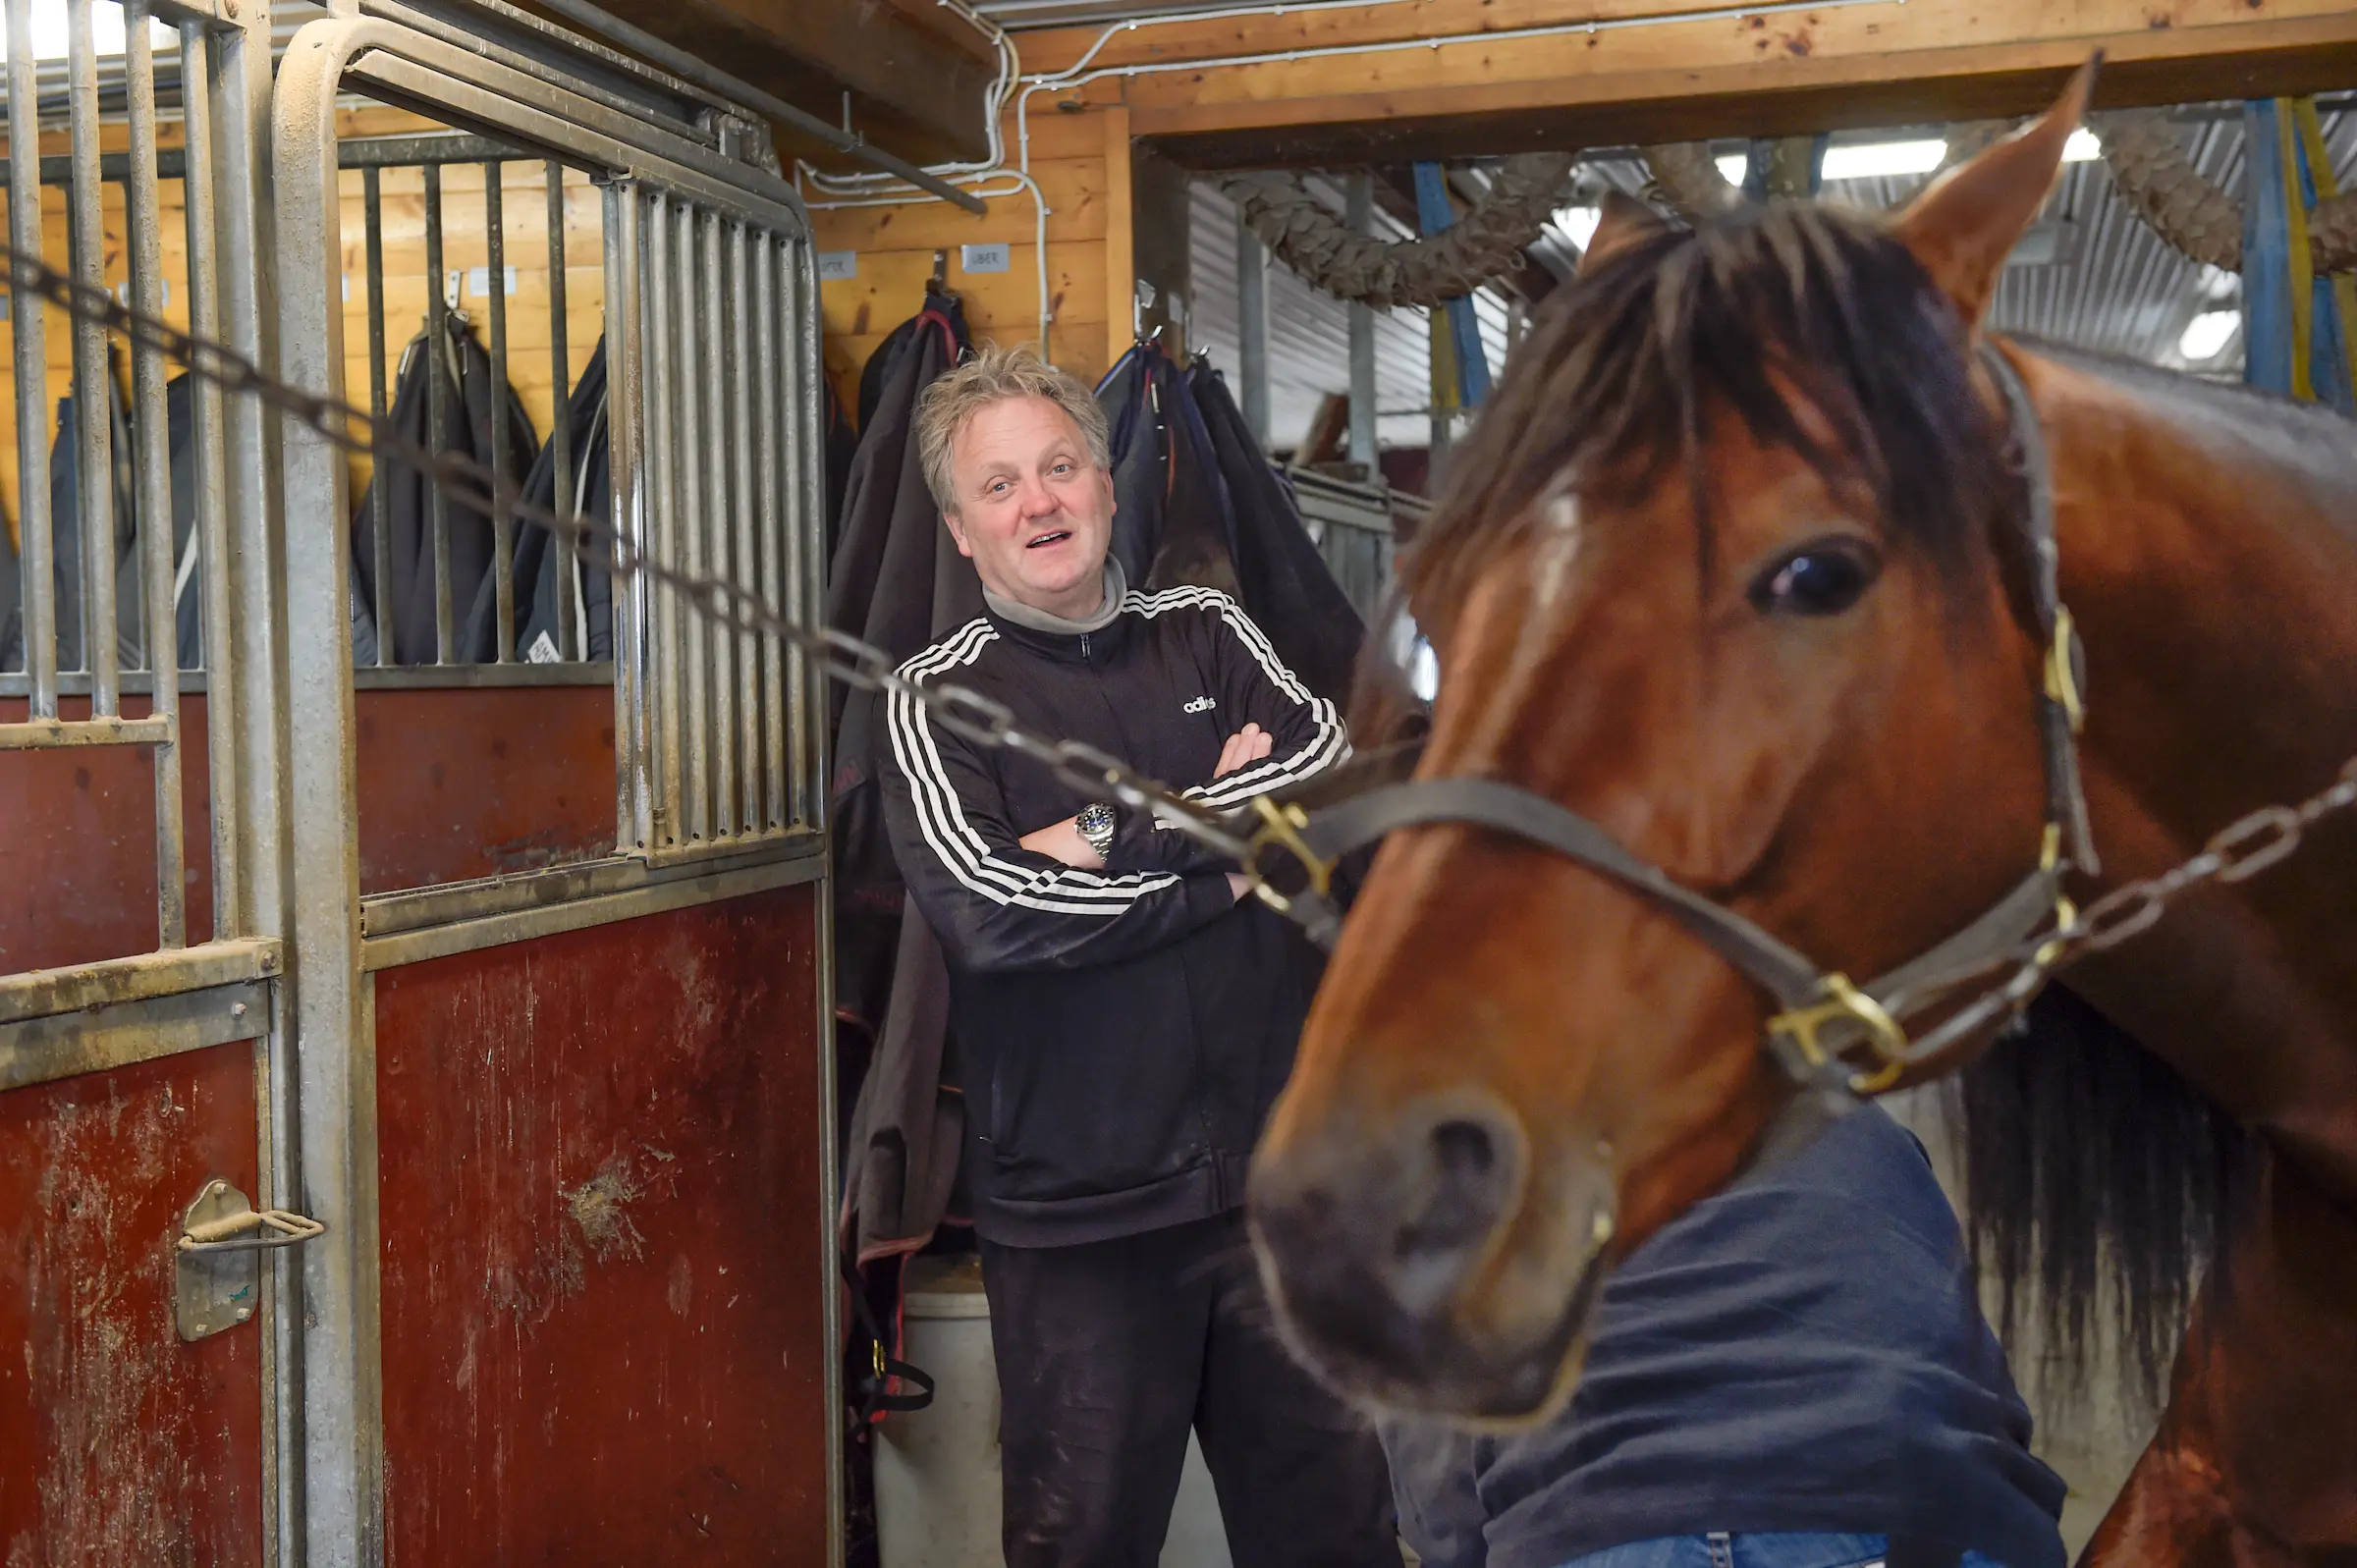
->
<box><xmin>1248</xmin><ymin>66</ymin><xmax>2357</xmax><ymax>1561</ymax></box>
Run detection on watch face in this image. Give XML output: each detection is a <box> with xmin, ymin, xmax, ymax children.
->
<box><xmin>1076</xmin><ymin>802</ymin><xmax>1115</xmax><ymax>838</ymax></box>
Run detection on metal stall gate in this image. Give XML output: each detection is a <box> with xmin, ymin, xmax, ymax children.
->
<box><xmin>2</xmin><ymin>0</ymin><xmax>284</xmax><ymax>1559</ymax></box>
<box><xmin>1288</xmin><ymin>464</ymin><xmax>1424</xmax><ymax>623</ymax></box>
<box><xmin>2</xmin><ymin>1</ymin><xmax>836</xmax><ymax>1562</ymax></box>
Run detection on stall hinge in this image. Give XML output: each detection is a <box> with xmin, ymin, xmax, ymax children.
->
<box><xmin>174</xmin><ymin>1178</ymin><xmax>325</xmax><ymax>1343</ymax></box>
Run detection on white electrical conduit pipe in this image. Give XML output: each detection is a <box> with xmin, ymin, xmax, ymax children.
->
<box><xmin>804</xmin><ymin>0</ymin><xmax>1019</xmax><ymax>187</ymax></box>
<box><xmin>797</xmin><ymin>1</ymin><xmax>1061</xmax><ymax>356</ymax></box>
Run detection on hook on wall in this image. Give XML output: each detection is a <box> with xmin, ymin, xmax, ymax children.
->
<box><xmin>926</xmin><ymin>248</ymin><xmax>963</xmax><ymax>310</ymax></box>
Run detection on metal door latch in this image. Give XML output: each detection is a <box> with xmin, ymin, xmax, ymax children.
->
<box><xmin>174</xmin><ymin>1178</ymin><xmax>325</xmax><ymax>1343</ymax></box>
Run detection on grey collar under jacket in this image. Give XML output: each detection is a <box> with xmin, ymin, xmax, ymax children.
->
<box><xmin>981</xmin><ymin>556</ymin><xmax>1126</xmax><ymax>635</ymax></box>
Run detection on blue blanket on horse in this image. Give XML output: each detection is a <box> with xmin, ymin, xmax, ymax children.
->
<box><xmin>1381</xmin><ymin>1103</ymin><xmax>2067</xmax><ymax>1568</ymax></box>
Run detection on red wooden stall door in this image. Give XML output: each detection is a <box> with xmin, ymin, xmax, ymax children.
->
<box><xmin>373</xmin><ymin>884</ymin><xmax>827</xmax><ymax>1564</ymax></box>
<box><xmin>354</xmin><ymin>686</ymin><xmax>618</xmax><ymax>895</ymax></box>
<box><xmin>0</xmin><ymin>694</ymin><xmax>217</xmax><ymax>975</ymax></box>
<box><xmin>0</xmin><ymin>1044</ymin><xmax>266</xmax><ymax>1566</ymax></box>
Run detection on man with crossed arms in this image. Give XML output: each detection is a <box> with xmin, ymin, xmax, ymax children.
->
<box><xmin>881</xmin><ymin>344</ymin><xmax>1395</xmax><ymax>1567</ymax></box>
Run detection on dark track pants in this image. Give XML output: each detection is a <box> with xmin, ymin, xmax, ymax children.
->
<box><xmin>979</xmin><ymin>1211</ymin><xmax>1398</xmax><ymax>1568</ymax></box>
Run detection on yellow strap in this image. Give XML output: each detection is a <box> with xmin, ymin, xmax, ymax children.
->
<box><xmin>2293</xmin><ymin>97</ymin><xmax>2357</xmax><ymax>402</ymax></box>
<box><xmin>2276</xmin><ymin>99</ymin><xmax>2314</xmax><ymax>403</ymax></box>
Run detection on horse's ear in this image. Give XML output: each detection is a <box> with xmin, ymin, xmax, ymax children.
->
<box><xmin>1580</xmin><ymin>190</ymin><xmax>1664</xmax><ymax>275</ymax></box>
<box><xmin>1893</xmin><ymin>54</ymin><xmax>2100</xmax><ymax>326</ymax></box>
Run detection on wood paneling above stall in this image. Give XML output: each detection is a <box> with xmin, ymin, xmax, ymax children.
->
<box><xmin>811</xmin><ymin>104</ymin><xmax>1134</xmax><ymax>411</ymax></box>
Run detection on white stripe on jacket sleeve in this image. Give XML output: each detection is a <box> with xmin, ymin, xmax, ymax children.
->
<box><xmin>1125</xmin><ymin>586</ymin><xmax>1350</xmax><ymax>806</ymax></box>
<box><xmin>887</xmin><ymin>621</ymin><xmax>1183</xmax><ymax>915</ymax></box>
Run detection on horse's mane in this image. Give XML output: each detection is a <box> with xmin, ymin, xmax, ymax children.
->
<box><xmin>1961</xmin><ymin>989</ymin><xmax>2254</xmax><ymax>1404</ymax></box>
<box><xmin>1403</xmin><ymin>201</ymin><xmax>2011</xmax><ymax>635</ymax></box>
<box><xmin>1394</xmin><ymin>199</ymin><xmax>2266</xmax><ymax>1397</ymax></box>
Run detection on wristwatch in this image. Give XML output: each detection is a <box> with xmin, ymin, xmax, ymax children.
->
<box><xmin>1074</xmin><ymin>801</ymin><xmax>1117</xmax><ymax>860</ymax></box>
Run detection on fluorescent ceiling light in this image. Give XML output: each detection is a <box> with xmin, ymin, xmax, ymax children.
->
<box><xmin>1712</xmin><ymin>129</ymin><xmax>2099</xmax><ymax>187</ymax></box>
<box><xmin>1824</xmin><ymin>138</ymin><xmax>1947</xmax><ymax>179</ymax></box>
<box><xmin>2179</xmin><ymin>310</ymin><xmax>2239</xmax><ymax>362</ymax></box>
<box><xmin>0</xmin><ymin>5</ymin><xmax>176</xmax><ymax>63</ymax></box>
<box><xmin>1716</xmin><ymin>138</ymin><xmax>1947</xmax><ymax>185</ymax></box>
<box><xmin>1556</xmin><ymin>205</ymin><xmax>1602</xmax><ymax>248</ymax></box>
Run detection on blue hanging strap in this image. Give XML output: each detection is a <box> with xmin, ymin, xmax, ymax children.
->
<box><xmin>1411</xmin><ymin>162</ymin><xmax>1493</xmax><ymax>407</ymax></box>
<box><xmin>2241</xmin><ymin>98</ymin><xmax>2296</xmax><ymax>399</ymax></box>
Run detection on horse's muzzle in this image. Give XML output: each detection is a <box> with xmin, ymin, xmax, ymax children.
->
<box><xmin>1246</xmin><ymin>1091</ymin><xmax>1616</xmax><ymax>1421</ymax></box>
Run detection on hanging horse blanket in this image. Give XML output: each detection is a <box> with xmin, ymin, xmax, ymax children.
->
<box><xmin>460</xmin><ymin>337</ymin><xmax>612</xmax><ymax>663</ymax></box>
<box><xmin>831</xmin><ymin>294</ymin><xmax>981</xmax><ymax>1268</ymax></box>
<box><xmin>2</xmin><ymin>351</ymin><xmax>205</xmax><ymax>675</ymax></box>
<box><xmin>1188</xmin><ymin>361</ymin><xmax>1365</xmax><ymax>703</ymax></box>
<box><xmin>350</xmin><ymin>310</ymin><xmax>539</xmax><ymax>666</ymax></box>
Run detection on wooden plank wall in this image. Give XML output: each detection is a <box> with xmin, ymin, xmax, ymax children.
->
<box><xmin>810</xmin><ymin>104</ymin><xmax>1131</xmax><ymax>416</ymax></box>
<box><xmin>0</xmin><ymin>108</ymin><xmax>604</xmax><ymax>551</ymax></box>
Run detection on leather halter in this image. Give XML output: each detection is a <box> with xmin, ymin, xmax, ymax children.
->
<box><xmin>1249</xmin><ymin>345</ymin><xmax>2097</xmax><ymax>1097</ymax></box>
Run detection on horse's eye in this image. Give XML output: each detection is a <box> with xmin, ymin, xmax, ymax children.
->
<box><xmin>1750</xmin><ymin>541</ymin><xmax>1879</xmax><ymax>618</ymax></box>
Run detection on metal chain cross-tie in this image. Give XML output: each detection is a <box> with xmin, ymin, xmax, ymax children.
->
<box><xmin>1900</xmin><ymin>756</ymin><xmax>2357</xmax><ymax>1060</ymax></box>
<box><xmin>2066</xmin><ymin>761</ymin><xmax>2357</xmax><ymax>953</ymax></box>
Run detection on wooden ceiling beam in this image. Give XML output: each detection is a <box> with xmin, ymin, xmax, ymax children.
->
<box><xmin>560</xmin><ymin>0</ymin><xmax>998</xmax><ymax>166</ymax></box>
<box><xmin>1015</xmin><ymin>1</ymin><xmax>2357</xmax><ymax>170</ymax></box>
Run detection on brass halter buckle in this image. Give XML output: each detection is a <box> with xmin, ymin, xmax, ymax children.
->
<box><xmin>2044</xmin><ymin>607</ymin><xmax>2086</xmax><ymax>734</ymax></box>
<box><xmin>2035</xmin><ymin>822</ymin><xmax>2077</xmax><ymax>968</ymax></box>
<box><xmin>1243</xmin><ymin>795</ymin><xmax>1336</xmax><ymax>915</ymax></box>
<box><xmin>1767</xmin><ymin>973</ymin><xmax>1913</xmax><ymax>1095</ymax></box>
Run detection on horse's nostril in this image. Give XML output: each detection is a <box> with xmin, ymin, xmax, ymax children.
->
<box><xmin>1390</xmin><ymin>1117</ymin><xmax>1512</xmax><ymax>1315</ymax></box>
<box><xmin>1431</xmin><ymin>1118</ymin><xmax>1497</xmax><ymax>1186</ymax></box>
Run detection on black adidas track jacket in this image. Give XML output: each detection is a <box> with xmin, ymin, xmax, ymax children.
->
<box><xmin>880</xmin><ymin>586</ymin><xmax>1348</xmax><ymax>1247</ymax></box>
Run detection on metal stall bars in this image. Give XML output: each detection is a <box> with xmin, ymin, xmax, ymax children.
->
<box><xmin>274</xmin><ymin>4</ymin><xmax>836</xmax><ymax>1564</ymax></box>
<box><xmin>621</xmin><ymin>182</ymin><xmax>818</xmax><ymax>857</ymax></box>
<box><xmin>345</xmin><ymin>134</ymin><xmax>589</xmax><ymax>668</ymax></box>
<box><xmin>1287</xmin><ymin>462</ymin><xmax>1424</xmax><ymax>623</ymax></box>
<box><xmin>0</xmin><ymin>0</ymin><xmax>295</xmax><ymax>1562</ymax></box>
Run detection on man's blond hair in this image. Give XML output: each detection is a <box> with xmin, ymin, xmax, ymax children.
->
<box><xmin>914</xmin><ymin>342</ymin><xmax>1111</xmax><ymax>515</ymax></box>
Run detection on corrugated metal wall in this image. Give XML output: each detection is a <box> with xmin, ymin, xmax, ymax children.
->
<box><xmin>1187</xmin><ymin>178</ymin><xmax>1512</xmax><ymax>452</ymax></box>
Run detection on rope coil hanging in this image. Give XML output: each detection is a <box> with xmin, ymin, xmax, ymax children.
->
<box><xmin>2097</xmin><ymin>108</ymin><xmax>2357</xmax><ymax>275</ymax></box>
<box><xmin>1219</xmin><ymin>153</ymin><xmax>1575</xmax><ymax>310</ymax></box>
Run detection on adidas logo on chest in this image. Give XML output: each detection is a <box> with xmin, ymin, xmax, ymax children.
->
<box><xmin>1183</xmin><ymin>695</ymin><xmax>1218</xmax><ymax>715</ymax></box>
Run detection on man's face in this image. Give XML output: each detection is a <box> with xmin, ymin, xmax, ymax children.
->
<box><xmin>943</xmin><ymin>395</ymin><xmax>1117</xmax><ymax>620</ymax></box>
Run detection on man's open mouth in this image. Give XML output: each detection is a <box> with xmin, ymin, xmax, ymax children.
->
<box><xmin>1025</xmin><ymin>529</ymin><xmax>1070</xmax><ymax>549</ymax></box>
